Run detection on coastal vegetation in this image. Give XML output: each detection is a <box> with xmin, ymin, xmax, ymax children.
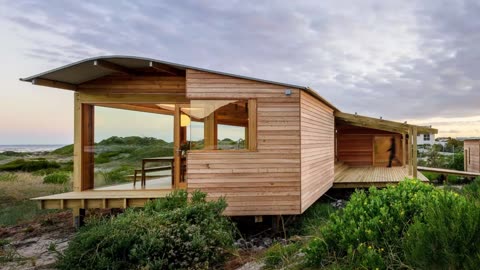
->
<box><xmin>261</xmin><ymin>179</ymin><xmax>480</xmax><ymax>270</ymax></box>
<box><xmin>57</xmin><ymin>190</ymin><xmax>235</xmax><ymax>270</ymax></box>
<box><xmin>2</xmin><ymin>137</ymin><xmax>480</xmax><ymax>269</ymax></box>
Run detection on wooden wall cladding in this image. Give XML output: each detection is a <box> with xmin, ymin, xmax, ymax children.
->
<box><xmin>465</xmin><ymin>141</ymin><xmax>480</xmax><ymax>173</ymax></box>
<box><xmin>300</xmin><ymin>91</ymin><xmax>335</xmax><ymax>212</ymax></box>
<box><xmin>186</xmin><ymin>69</ymin><xmax>302</xmax><ymax>215</ymax></box>
<box><xmin>336</xmin><ymin>126</ymin><xmax>397</xmax><ymax>167</ymax></box>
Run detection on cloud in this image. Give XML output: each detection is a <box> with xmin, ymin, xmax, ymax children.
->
<box><xmin>1</xmin><ymin>0</ymin><xmax>480</xmax><ymax>137</ymax></box>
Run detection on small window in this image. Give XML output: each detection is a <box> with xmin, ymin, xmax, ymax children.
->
<box><xmin>423</xmin><ymin>134</ymin><xmax>430</xmax><ymax>141</ymax></box>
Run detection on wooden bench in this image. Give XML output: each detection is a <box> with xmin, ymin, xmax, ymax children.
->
<box><xmin>133</xmin><ymin>165</ymin><xmax>172</xmax><ymax>187</ymax></box>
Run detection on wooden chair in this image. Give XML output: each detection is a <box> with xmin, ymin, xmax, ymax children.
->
<box><xmin>133</xmin><ymin>165</ymin><xmax>171</xmax><ymax>187</ymax></box>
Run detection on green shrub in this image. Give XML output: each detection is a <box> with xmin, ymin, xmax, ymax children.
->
<box><xmin>404</xmin><ymin>192</ymin><xmax>480</xmax><ymax>269</ymax></box>
<box><xmin>95</xmin><ymin>151</ymin><xmax>127</xmax><ymax>164</ymax></box>
<box><xmin>99</xmin><ymin>167</ymin><xmax>132</xmax><ymax>185</ymax></box>
<box><xmin>0</xmin><ymin>159</ymin><xmax>61</xmax><ymax>172</ymax></box>
<box><xmin>463</xmin><ymin>177</ymin><xmax>480</xmax><ymax>200</ymax></box>
<box><xmin>304</xmin><ymin>179</ymin><xmax>436</xmax><ymax>268</ymax></box>
<box><xmin>51</xmin><ymin>144</ymin><xmax>74</xmax><ymax>156</ymax></box>
<box><xmin>57</xmin><ymin>190</ymin><xmax>235</xmax><ymax>270</ymax></box>
<box><xmin>43</xmin><ymin>172</ymin><xmax>70</xmax><ymax>184</ymax></box>
<box><xmin>264</xmin><ymin>242</ymin><xmax>302</xmax><ymax>269</ymax></box>
<box><xmin>0</xmin><ymin>173</ymin><xmax>18</xmax><ymax>182</ymax></box>
<box><xmin>60</xmin><ymin>161</ymin><xmax>74</xmax><ymax>172</ymax></box>
<box><xmin>296</xmin><ymin>202</ymin><xmax>335</xmax><ymax>236</ymax></box>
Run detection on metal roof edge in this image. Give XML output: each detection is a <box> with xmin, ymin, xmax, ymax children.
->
<box><xmin>19</xmin><ymin>55</ymin><xmax>338</xmax><ymax>110</ymax></box>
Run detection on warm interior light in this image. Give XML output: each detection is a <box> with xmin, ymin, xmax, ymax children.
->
<box><xmin>181</xmin><ymin>114</ymin><xmax>191</xmax><ymax>127</ymax></box>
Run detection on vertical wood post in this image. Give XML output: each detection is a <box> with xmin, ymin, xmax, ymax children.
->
<box><xmin>174</xmin><ymin>105</ymin><xmax>181</xmax><ymax>189</ymax></box>
<box><xmin>204</xmin><ymin>113</ymin><xmax>217</xmax><ymax>150</ymax></box>
<box><xmin>408</xmin><ymin>128</ymin><xmax>413</xmax><ymax>176</ymax></box>
<box><xmin>412</xmin><ymin>127</ymin><xmax>418</xmax><ymax>178</ymax></box>
<box><xmin>464</xmin><ymin>149</ymin><xmax>468</xmax><ymax>171</ymax></box>
<box><xmin>402</xmin><ymin>133</ymin><xmax>407</xmax><ymax>168</ymax></box>
<box><xmin>248</xmin><ymin>99</ymin><xmax>257</xmax><ymax>151</ymax></box>
<box><xmin>73</xmin><ymin>94</ymin><xmax>82</xmax><ymax>191</ymax></box>
<box><xmin>73</xmin><ymin>208</ymin><xmax>85</xmax><ymax>229</ymax></box>
<box><xmin>244</xmin><ymin>126</ymin><xmax>249</xmax><ymax>148</ymax></box>
<box><xmin>73</xmin><ymin>94</ymin><xmax>94</xmax><ymax>192</ymax></box>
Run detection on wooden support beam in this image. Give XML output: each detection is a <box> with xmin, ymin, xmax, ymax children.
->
<box><xmin>72</xmin><ymin>208</ymin><xmax>85</xmax><ymax>229</ymax></box>
<box><xmin>32</xmin><ymin>78</ymin><xmax>77</xmax><ymax>90</ymax></box>
<box><xmin>408</xmin><ymin>128</ymin><xmax>413</xmax><ymax>176</ymax></box>
<box><xmin>149</xmin><ymin>61</ymin><xmax>183</xmax><ymax>76</ymax></box>
<box><xmin>244</xmin><ymin>126</ymin><xmax>249</xmax><ymax>149</ymax></box>
<box><xmin>248</xmin><ymin>99</ymin><xmax>257</xmax><ymax>151</ymax></box>
<box><xmin>402</xmin><ymin>133</ymin><xmax>407</xmax><ymax>168</ymax></box>
<box><xmin>335</xmin><ymin>111</ymin><xmax>438</xmax><ymax>134</ymax></box>
<box><xmin>412</xmin><ymin>127</ymin><xmax>418</xmax><ymax>178</ymax></box>
<box><xmin>73</xmin><ymin>94</ymin><xmax>95</xmax><ymax>192</ymax></box>
<box><xmin>95</xmin><ymin>103</ymin><xmax>175</xmax><ymax>115</ymax></box>
<box><xmin>337</xmin><ymin>119</ymin><xmax>406</xmax><ymax>134</ymax></box>
<box><xmin>204</xmin><ymin>113</ymin><xmax>217</xmax><ymax>150</ymax></box>
<box><xmin>78</xmin><ymin>92</ymin><xmax>189</xmax><ymax>104</ymax></box>
<box><xmin>73</xmin><ymin>94</ymin><xmax>82</xmax><ymax>192</ymax></box>
<box><xmin>93</xmin><ymin>59</ymin><xmax>136</xmax><ymax>75</ymax></box>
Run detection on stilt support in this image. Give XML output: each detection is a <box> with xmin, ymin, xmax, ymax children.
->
<box><xmin>73</xmin><ymin>208</ymin><xmax>85</xmax><ymax>229</ymax></box>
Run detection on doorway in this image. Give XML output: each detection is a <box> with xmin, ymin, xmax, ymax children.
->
<box><xmin>373</xmin><ymin>135</ymin><xmax>403</xmax><ymax>166</ymax></box>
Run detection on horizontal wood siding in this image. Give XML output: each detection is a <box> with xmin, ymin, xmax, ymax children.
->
<box><xmin>465</xmin><ymin>141</ymin><xmax>480</xmax><ymax>173</ymax></box>
<box><xmin>78</xmin><ymin>73</ymin><xmax>186</xmax><ymax>95</ymax></box>
<box><xmin>186</xmin><ymin>69</ymin><xmax>301</xmax><ymax>215</ymax></box>
<box><xmin>300</xmin><ymin>91</ymin><xmax>335</xmax><ymax>212</ymax></box>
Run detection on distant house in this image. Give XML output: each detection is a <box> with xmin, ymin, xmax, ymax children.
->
<box><xmin>464</xmin><ymin>139</ymin><xmax>480</xmax><ymax>173</ymax></box>
<box><xmin>417</xmin><ymin>133</ymin><xmax>435</xmax><ymax>146</ymax></box>
<box><xmin>20</xmin><ymin>56</ymin><xmax>437</xmax><ymax>225</ymax></box>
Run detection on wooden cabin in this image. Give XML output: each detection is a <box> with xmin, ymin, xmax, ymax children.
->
<box><xmin>20</xmin><ymin>56</ymin><xmax>437</xmax><ymax>223</ymax></box>
<box><xmin>464</xmin><ymin>140</ymin><xmax>480</xmax><ymax>173</ymax></box>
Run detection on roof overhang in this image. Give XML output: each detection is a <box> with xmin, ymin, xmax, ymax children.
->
<box><xmin>335</xmin><ymin>111</ymin><xmax>438</xmax><ymax>135</ymax></box>
<box><xmin>20</xmin><ymin>55</ymin><xmax>339</xmax><ymax>111</ymax></box>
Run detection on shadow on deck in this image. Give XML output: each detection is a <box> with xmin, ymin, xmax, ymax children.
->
<box><xmin>334</xmin><ymin>162</ymin><xmax>428</xmax><ymax>188</ymax></box>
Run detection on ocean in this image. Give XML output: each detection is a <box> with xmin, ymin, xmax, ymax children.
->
<box><xmin>0</xmin><ymin>145</ymin><xmax>66</xmax><ymax>153</ymax></box>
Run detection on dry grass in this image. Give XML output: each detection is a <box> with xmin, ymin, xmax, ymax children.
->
<box><xmin>0</xmin><ymin>172</ymin><xmax>72</xmax><ymax>226</ymax></box>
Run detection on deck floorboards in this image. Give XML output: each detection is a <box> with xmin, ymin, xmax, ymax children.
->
<box><xmin>334</xmin><ymin>165</ymin><xmax>428</xmax><ymax>188</ymax></box>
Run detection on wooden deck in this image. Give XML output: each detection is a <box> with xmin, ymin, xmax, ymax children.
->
<box><xmin>33</xmin><ymin>189</ymin><xmax>172</xmax><ymax>210</ymax></box>
<box><xmin>334</xmin><ymin>162</ymin><xmax>428</xmax><ymax>188</ymax></box>
<box><xmin>96</xmin><ymin>176</ymin><xmax>172</xmax><ymax>191</ymax></box>
<box><xmin>418</xmin><ymin>166</ymin><xmax>480</xmax><ymax>177</ymax></box>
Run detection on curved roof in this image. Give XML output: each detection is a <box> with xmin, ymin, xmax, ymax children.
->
<box><xmin>20</xmin><ymin>55</ymin><xmax>338</xmax><ymax>111</ymax></box>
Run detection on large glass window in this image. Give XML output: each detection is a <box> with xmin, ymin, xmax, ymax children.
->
<box><xmin>189</xmin><ymin>100</ymin><xmax>248</xmax><ymax>150</ymax></box>
<box><xmin>90</xmin><ymin>106</ymin><xmax>174</xmax><ymax>190</ymax></box>
<box><xmin>157</xmin><ymin>100</ymin><xmax>249</xmax><ymax>152</ymax></box>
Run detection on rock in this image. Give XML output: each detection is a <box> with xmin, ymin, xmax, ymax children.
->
<box><xmin>252</xmin><ymin>245</ymin><xmax>265</xmax><ymax>252</ymax></box>
<box><xmin>262</xmin><ymin>237</ymin><xmax>272</xmax><ymax>247</ymax></box>
<box><xmin>236</xmin><ymin>238</ymin><xmax>247</xmax><ymax>249</ymax></box>
<box><xmin>236</xmin><ymin>261</ymin><xmax>265</xmax><ymax>270</ymax></box>
<box><xmin>331</xmin><ymin>199</ymin><xmax>345</xmax><ymax>208</ymax></box>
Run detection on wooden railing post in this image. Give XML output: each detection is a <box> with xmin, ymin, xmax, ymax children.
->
<box><xmin>412</xmin><ymin>127</ymin><xmax>418</xmax><ymax>179</ymax></box>
<box><xmin>408</xmin><ymin>128</ymin><xmax>413</xmax><ymax>176</ymax></box>
<box><xmin>402</xmin><ymin>133</ymin><xmax>407</xmax><ymax>168</ymax></box>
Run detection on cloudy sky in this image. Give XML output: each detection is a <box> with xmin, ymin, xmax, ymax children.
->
<box><xmin>0</xmin><ymin>0</ymin><xmax>479</xmax><ymax>144</ymax></box>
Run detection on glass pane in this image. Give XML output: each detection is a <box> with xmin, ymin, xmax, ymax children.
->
<box><xmin>187</xmin><ymin>100</ymin><xmax>248</xmax><ymax>150</ymax></box>
<box><xmin>91</xmin><ymin>105</ymin><xmax>174</xmax><ymax>190</ymax></box>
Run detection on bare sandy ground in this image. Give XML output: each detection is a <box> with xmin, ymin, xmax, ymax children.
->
<box><xmin>0</xmin><ymin>212</ymin><xmax>74</xmax><ymax>270</ymax></box>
